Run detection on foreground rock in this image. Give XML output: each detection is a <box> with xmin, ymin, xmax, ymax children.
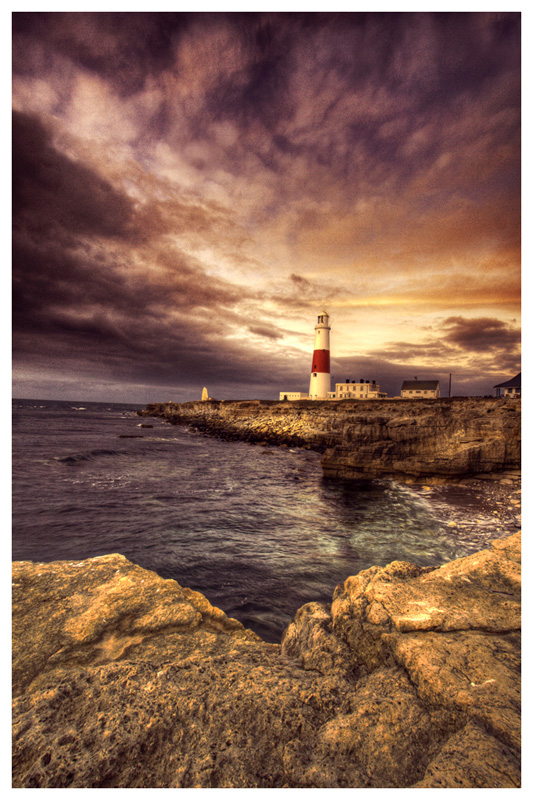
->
<box><xmin>138</xmin><ymin>397</ymin><xmax>520</xmax><ymax>483</ymax></box>
<box><xmin>12</xmin><ymin>533</ymin><xmax>520</xmax><ymax>788</ymax></box>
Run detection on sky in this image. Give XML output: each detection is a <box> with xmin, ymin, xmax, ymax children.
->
<box><xmin>12</xmin><ymin>10</ymin><xmax>521</xmax><ymax>403</ymax></box>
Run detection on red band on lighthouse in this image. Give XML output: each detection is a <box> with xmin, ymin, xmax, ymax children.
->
<box><xmin>311</xmin><ymin>349</ymin><xmax>330</xmax><ymax>373</ymax></box>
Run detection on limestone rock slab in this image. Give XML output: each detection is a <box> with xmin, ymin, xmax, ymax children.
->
<box><xmin>13</xmin><ymin>532</ymin><xmax>521</xmax><ymax>788</ymax></box>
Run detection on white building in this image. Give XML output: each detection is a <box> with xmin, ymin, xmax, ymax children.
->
<box><xmin>401</xmin><ymin>379</ymin><xmax>440</xmax><ymax>398</ymax></box>
<box><xmin>494</xmin><ymin>372</ymin><xmax>521</xmax><ymax>398</ymax></box>
<box><xmin>329</xmin><ymin>379</ymin><xmax>387</xmax><ymax>400</ymax></box>
<box><xmin>279</xmin><ymin>391</ymin><xmax>309</xmax><ymax>401</ymax></box>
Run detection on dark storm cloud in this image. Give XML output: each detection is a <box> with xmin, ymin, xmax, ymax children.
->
<box><xmin>369</xmin><ymin>340</ymin><xmax>458</xmax><ymax>362</ymax></box>
<box><xmin>12</xmin><ymin>107</ymin><xmax>268</xmax><ymax>392</ymax></box>
<box><xmin>11</xmin><ymin>11</ymin><xmax>521</xmax><ymax>401</ymax></box>
<box><xmin>12</xmin><ymin>107</ymin><xmax>253</xmax><ymax>310</ymax></box>
<box><xmin>13</xmin><ymin>110</ymin><xmax>247</xmax><ymax>251</ymax></box>
<box><xmin>12</xmin><ymin>234</ymin><xmax>234</xmax><ymax>336</ymax></box>
<box><xmin>13</xmin><ymin>111</ymin><xmax>135</xmax><ymax>239</ymax></box>
<box><xmin>13</xmin><ymin>255</ymin><xmax>296</xmax><ymax>393</ymax></box>
<box><xmin>214</xmin><ymin>14</ymin><xmax>516</xmax><ymax>123</ymax></box>
<box><xmin>290</xmin><ymin>274</ymin><xmax>311</xmax><ymax>289</ymax></box>
<box><xmin>14</xmin><ymin>309</ymin><xmax>307</xmax><ymax>398</ymax></box>
<box><xmin>12</xmin><ymin>12</ymin><xmax>194</xmax><ymax>96</ymax></box>
<box><xmin>247</xmin><ymin>325</ymin><xmax>283</xmax><ymax>340</ymax></box>
<box><xmin>269</xmin><ymin>274</ymin><xmax>353</xmax><ymax>312</ymax></box>
<box><xmin>370</xmin><ymin>317</ymin><xmax>521</xmax><ymax>361</ymax></box>
<box><xmin>440</xmin><ymin>316</ymin><xmax>521</xmax><ymax>353</ymax></box>
<box><xmin>223</xmin><ymin>12</ymin><xmax>521</xmax><ymax>185</ymax></box>
<box><xmin>13</xmin><ymin>13</ymin><xmax>520</xmax><ymax>144</ymax></box>
<box><xmin>12</xmin><ymin>11</ymin><xmax>521</xmax><ymax>244</ymax></box>
<box><xmin>12</xmin><ymin>219</ymin><xmax>256</xmax><ymax>364</ymax></box>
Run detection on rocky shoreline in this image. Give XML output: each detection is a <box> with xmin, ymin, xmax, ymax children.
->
<box><xmin>138</xmin><ymin>395</ymin><xmax>522</xmax><ymax>552</ymax></box>
<box><xmin>12</xmin><ymin>531</ymin><xmax>521</xmax><ymax>788</ymax></box>
<box><xmin>12</xmin><ymin>397</ymin><xmax>521</xmax><ymax>787</ymax></box>
<box><xmin>410</xmin><ymin>471</ymin><xmax>521</xmax><ymax>550</ymax></box>
<box><xmin>138</xmin><ymin>396</ymin><xmax>521</xmax><ymax>484</ymax></box>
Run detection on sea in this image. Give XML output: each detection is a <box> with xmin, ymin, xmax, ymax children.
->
<box><xmin>11</xmin><ymin>398</ymin><xmax>506</xmax><ymax>642</ymax></box>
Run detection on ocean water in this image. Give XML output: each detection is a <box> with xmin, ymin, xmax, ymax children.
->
<box><xmin>12</xmin><ymin>398</ymin><xmax>488</xmax><ymax>642</ymax></box>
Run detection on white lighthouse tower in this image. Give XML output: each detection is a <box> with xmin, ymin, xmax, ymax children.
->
<box><xmin>308</xmin><ymin>310</ymin><xmax>331</xmax><ymax>399</ymax></box>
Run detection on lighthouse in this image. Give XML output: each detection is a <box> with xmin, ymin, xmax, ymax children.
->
<box><xmin>308</xmin><ymin>310</ymin><xmax>331</xmax><ymax>399</ymax></box>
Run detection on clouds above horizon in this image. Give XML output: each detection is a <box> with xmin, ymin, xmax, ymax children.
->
<box><xmin>12</xmin><ymin>12</ymin><xmax>521</xmax><ymax>402</ymax></box>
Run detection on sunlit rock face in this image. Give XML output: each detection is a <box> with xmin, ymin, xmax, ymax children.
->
<box><xmin>12</xmin><ymin>533</ymin><xmax>520</xmax><ymax>788</ymax></box>
<box><xmin>139</xmin><ymin>397</ymin><xmax>520</xmax><ymax>483</ymax></box>
<box><xmin>320</xmin><ymin>399</ymin><xmax>521</xmax><ymax>483</ymax></box>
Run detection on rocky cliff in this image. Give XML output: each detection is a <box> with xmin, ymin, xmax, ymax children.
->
<box><xmin>138</xmin><ymin>397</ymin><xmax>520</xmax><ymax>483</ymax></box>
<box><xmin>12</xmin><ymin>531</ymin><xmax>520</xmax><ymax>788</ymax></box>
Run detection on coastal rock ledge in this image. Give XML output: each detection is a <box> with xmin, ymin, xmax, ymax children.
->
<box><xmin>12</xmin><ymin>532</ymin><xmax>521</xmax><ymax>788</ymax></box>
<box><xmin>138</xmin><ymin>397</ymin><xmax>521</xmax><ymax>483</ymax></box>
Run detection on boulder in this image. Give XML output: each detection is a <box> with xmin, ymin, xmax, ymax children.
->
<box><xmin>12</xmin><ymin>533</ymin><xmax>520</xmax><ymax>788</ymax></box>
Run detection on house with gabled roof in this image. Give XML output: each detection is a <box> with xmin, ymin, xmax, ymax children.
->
<box><xmin>400</xmin><ymin>379</ymin><xmax>440</xmax><ymax>399</ymax></box>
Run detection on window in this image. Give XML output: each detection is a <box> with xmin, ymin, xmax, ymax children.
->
<box><xmin>313</xmin><ymin>372</ymin><xmax>317</xmax><ymax>377</ymax></box>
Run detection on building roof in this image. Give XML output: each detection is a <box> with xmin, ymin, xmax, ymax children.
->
<box><xmin>401</xmin><ymin>380</ymin><xmax>440</xmax><ymax>390</ymax></box>
<box><xmin>494</xmin><ymin>372</ymin><xmax>521</xmax><ymax>389</ymax></box>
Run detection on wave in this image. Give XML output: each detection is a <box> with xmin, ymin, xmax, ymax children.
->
<box><xmin>55</xmin><ymin>448</ymin><xmax>124</xmax><ymax>465</ymax></box>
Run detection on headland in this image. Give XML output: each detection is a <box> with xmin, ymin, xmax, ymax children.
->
<box><xmin>138</xmin><ymin>396</ymin><xmax>521</xmax><ymax>484</ymax></box>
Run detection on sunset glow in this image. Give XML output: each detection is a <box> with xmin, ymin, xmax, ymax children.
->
<box><xmin>12</xmin><ymin>11</ymin><xmax>521</xmax><ymax>402</ymax></box>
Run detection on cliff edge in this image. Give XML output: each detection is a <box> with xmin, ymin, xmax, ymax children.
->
<box><xmin>12</xmin><ymin>531</ymin><xmax>521</xmax><ymax>788</ymax></box>
<box><xmin>138</xmin><ymin>397</ymin><xmax>520</xmax><ymax>483</ymax></box>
